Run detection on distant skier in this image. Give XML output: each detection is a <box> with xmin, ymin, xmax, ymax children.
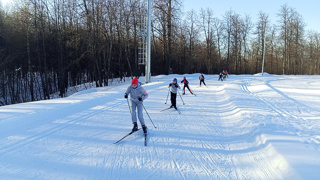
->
<box><xmin>218</xmin><ymin>72</ymin><xmax>223</xmax><ymax>81</ymax></box>
<box><xmin>181</xmin><ymin>76</ymin><xmax>193</xmax><ymax>95</ymax></box>
<box><xmin>169</xmin><ymin>78</ymin><xmax>180</xmax><ymax>109</ymax></box>
<box><xmin>199</xmin><ymin>73</ymin><xmax>206</xmax><ymax>87</ymax></box>
<box><xmin>222</xmin><ymin>70</ymin><xmax>227</xmax><ymax>80</ymax></box>
<box><xmin>124</xmin><ymin>77</ymin><xmax>148</xmax><ymax>134</ymax></box>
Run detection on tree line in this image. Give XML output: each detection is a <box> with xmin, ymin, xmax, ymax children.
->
<box><xmin>0</xmin><ymin>0</ymin><xmax>319</xmax><ymax>105</ymax></box>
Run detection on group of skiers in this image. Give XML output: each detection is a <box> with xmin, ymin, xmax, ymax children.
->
<box><xmin>218</xmin><ymin>70</ymin><xmax>229</xmax><ymax>81</ymax></box>
<box><xmin>124</xmin><ymin>73</ymin><xmax>210</xmax><ymax>134</ymax></box>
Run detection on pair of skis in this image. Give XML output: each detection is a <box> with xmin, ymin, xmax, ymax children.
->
<box><xmin>114</xmin><ymin>129</ymin><xmax>147</xmax><ymax>146</ymax></box>
<box><xmin>182</xmin><ymin>93</ymin><xmax>196</xmax><ymax>96</ymax></box>
<box><xmin>161</xmin><ymin>107</ymin><xmax>181</xmax><ymax>114</ymax></box>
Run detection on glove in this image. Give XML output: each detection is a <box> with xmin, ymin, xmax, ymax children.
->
<box><xmin>138</xmin><ymin>97</ymin><xmax>143</xmax><ymax>101</ymax></box>
<box><xmin>175</xmin><ymin>84</ymin><xmax>178</xmax><ymax>88</ymax></box>
<box><xmin>169</xmin><ymin>84</ymin><xmax>172</xmax><ymax>87</ymax></box>
<box><xmin>124</xmin><ymin>94</ymin><xmax>128</xmax><ymax>99</ymax></box>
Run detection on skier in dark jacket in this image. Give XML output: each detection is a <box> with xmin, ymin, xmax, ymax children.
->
<box><xmin>169</xmin><ymin>78</ymin><xmax>180</xmax><ymax>109</ymax></box>
<box><xmin>124</xmin><ymin>77</ymin><xmax>148</xmax><ymax>133</ymax></box>
<box><xmin>199</xmin><ymin>73</ymin><xmax>206</xmax><ymax>87</ymax></box>
<box><xmin>218</xmin><ymin>72</ymin><xmax>223</xmax><ymax>81</ymax></box>
<box><xmin>181</xmin><ymin>76</ymin><xmax>193</xmax><ymax>95</ymax></box>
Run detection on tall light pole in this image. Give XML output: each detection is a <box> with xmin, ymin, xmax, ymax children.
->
<box><xmin>145</xmin><ymin>0</ymin><xmax>152</xmax><ymax>83</ymax></box>
<box><xmin>261</xmin><ymin>20</ymin><xmax>267</xmax><ymax>76</ymax></box>
<box><xmin>138</xmin><ymin>0</ymin><xmax>152</xmax><ymax>83</ymax></box>
<box><xmin>261</xmin><ymin>32</ymin><xmax>266</xmax><ymax>76</ymax></box>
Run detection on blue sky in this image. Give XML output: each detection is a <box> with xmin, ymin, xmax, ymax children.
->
<box><xmin>0</xmin><ymin>0</ymin><xmax>8</xmax><ymax>6</ymax></box>
<box><xmin>2</xmin><ymin>0</ymin><xmax>319</xmax><ymax>32</ymax></box>
<box><xmin>183</xmin><ymin>0</ymin><xmax>320</xmax><ymax>32</ymax></box>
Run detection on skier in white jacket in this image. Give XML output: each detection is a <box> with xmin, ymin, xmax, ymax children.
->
<box><xmin>124</xmin><ymin>77</ymin><xmax>148</xmax><ymax>133</ymax></box>
<box><xmin>168</xmin><ymin>78</ymin><xmax>180</xmax><ymax>110</ymax></box>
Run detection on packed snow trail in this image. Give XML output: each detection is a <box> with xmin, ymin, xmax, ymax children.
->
<box><xmin>0</xmin><ymin>74</ymin><xmax>320</xmax><ymax>179</ymax></box>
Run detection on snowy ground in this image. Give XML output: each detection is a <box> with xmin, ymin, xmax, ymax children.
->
<box><xmin>0</xmin><ymin>73</ymin><xmax>320</xmax><ymax>180</ymax></box>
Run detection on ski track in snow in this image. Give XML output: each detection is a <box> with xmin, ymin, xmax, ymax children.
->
<box><xmin>0</xmin><ymin>74</ymin><xmax>320</xmax><ymax>179</ymax></box>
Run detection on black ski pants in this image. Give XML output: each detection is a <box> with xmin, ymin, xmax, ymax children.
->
<box><xmin>183</xmin><ymin>84</ymin><xmax>191</xmax><ymax>93</ymax></box>
<box><xmin>200</xmin><ymin>80</ymin><xmax>206</xmax><ymax>86</ymax></box>
<box><xmin>170</xmin><ymin>92</ymin><xmax>177</xmax><ymax>107</ymax></box>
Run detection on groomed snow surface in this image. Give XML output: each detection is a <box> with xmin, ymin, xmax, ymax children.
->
<box><xmin>0</xmin><ymin>74</ymin><xmax>320</xmax><ymax>180</ymax></box>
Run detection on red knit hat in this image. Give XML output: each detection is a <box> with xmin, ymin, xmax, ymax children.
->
<box><xmin>131</xmin><ymin>77</ymin><xmax>138</xmax><ymax>85</ymax></box>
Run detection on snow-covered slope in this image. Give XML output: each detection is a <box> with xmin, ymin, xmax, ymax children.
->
<box><xmin>0</xmin><ymin>74</ymin><xmax>320</xmax><ymax>180</ymax></box>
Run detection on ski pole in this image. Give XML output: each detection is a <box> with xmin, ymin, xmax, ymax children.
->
<box><xmin>165</xmin><ymin>87</ymin><xmax>170</xmax><ymax>104</ymax></box>
<box><xmin>189</xmin><ymin>88</ymin><xmax>195</xmax><ymax>95</ymax></box>
<box><xmin>142</xmin><ymin>104</ymin><xmax>157</xmax><ymax>128</ymax></box>
<box><xmin>177</xmin><ymin>90</ymin><xmax>185</xmax><ymax>105</ymax></box>
<box><xmin>127</xmin><ymin>98</ymin><xmax>132</xmax><ymax>114</ymax></box>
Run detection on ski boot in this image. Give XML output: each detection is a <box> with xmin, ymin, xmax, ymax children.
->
<box><xmin>142</xmin><ymin>125</ymin><xmax>147</xmax><ymax>134</ymax></box>
<box><xmin>132</xmin><ymin>122</ymin><xmax>138</xmax><ymax>132</ymax></box>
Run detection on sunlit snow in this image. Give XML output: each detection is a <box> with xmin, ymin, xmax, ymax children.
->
<box><xmin>0</xmin><ymin>73</ymin><xmax>319</xmax><ymax>179</ymax></box>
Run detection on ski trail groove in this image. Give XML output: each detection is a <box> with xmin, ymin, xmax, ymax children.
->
<box><xmin>0</xmin><ymin>100</ymin><xmax>123</xmax><ymax>156</ymax></box>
